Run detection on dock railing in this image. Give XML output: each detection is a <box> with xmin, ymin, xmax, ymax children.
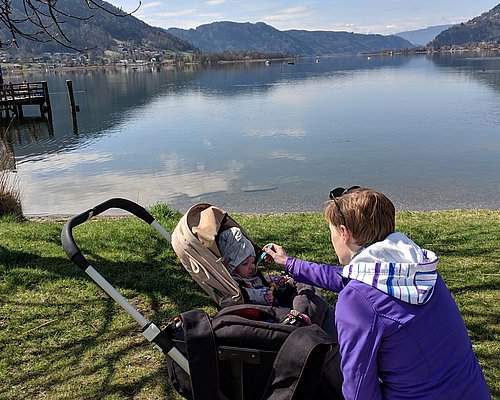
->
<box><xmin>0</xmin><ymin>81</ymin><xmax>51</xmax><ymax>119</ymax></box>
<box><xmin>0</xmin><ymin>82</ymin><xmax>46</xmax><ymax>102</ymax></box>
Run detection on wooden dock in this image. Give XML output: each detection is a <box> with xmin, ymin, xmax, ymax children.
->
<box><xmin>0</xmin><ymin>81</ymin><xmax>52</xmax><ymax>119</ymax></box>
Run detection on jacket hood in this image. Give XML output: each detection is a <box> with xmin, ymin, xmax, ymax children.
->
<box><xmin>342</xmin><ymin>232</ymin><xmax>438</xmax><ymax>305</ymax></box>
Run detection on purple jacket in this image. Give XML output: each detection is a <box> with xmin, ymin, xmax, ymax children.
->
<box><xmin>285</xmin><ymin>232</ymin><xmax>490</xmax><ymax>400</ymax></box>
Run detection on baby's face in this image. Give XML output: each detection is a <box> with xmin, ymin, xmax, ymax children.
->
<box><xmin>234</xmin><ymin>255</ymin><xmax>256</xmax><ymax>278</ymax></box>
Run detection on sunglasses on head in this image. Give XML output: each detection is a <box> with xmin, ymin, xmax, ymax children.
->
<box><xmin>329</xmin><ymin>186</ymin><xmax>360</xmax><ymax>200</ymax></box>
<box><xmin>328</xmin><ymin>186</ymin><xmax>360</xmax><ymax>228</ymax></box>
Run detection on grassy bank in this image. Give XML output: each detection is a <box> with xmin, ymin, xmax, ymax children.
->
<box><xmin>1</xmin><ymin>208</ymin><xmax>499</xmax><ymax>399</ymax></box>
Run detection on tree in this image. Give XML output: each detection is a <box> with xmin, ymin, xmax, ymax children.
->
<box><xmin>0</xmin><ymin>0</ymin><xmax>140</xmax><ymax>50</ymax></box>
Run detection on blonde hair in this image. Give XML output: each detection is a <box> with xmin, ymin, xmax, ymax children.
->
<box><xmin>324</xmin><ymin>188</ymin><xmax>395</xmax><ymax>246</ymax></box>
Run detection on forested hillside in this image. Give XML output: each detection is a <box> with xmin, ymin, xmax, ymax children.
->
<box><xmin>3</xmin><ymin>0</ymin><xmax>195</xmax><ymax>55</ymax></box>
<box><xmin>167</xmin><ymin>21</ymin><xmax>413</xmax><ymax>55</ymax></box>
<box><xmin>432</xmin><ymin>3</ymin><xmax>500</xmax><ymax>47</ymax></box>
<box><xmin>168</xmin><ymin>22</ymin><xmax>303</xmax><ymax>54</ymax></box>
<box><xmin>5</xmin><ymin>0</ymin><xmax>499</xmax><ymax>58</ymax></box>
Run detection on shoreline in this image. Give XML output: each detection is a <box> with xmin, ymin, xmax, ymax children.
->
<box><xmin>23</xmin><ymin>208</ymin><xmax>500</xmax><ymax>222</ymax></box>
<box><xmin>3</xmin><ymin>48</ymin><xmax>500</xmax><ymax>75</ymax></box>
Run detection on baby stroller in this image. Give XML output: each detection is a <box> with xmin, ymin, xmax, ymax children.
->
<box><xmin>61</xmin><ymin>198</ymin><xmax>343</xmax><ymax>400</ymax></box>
<box><xmin>171</xmin><ymin>202</ymin><xmax>266</xmax><ymax>308</ymax></box>
<box><xmin>171</xmin><ymin>202</ymin><xmax>337</xmax><ymax>332</ymax></box>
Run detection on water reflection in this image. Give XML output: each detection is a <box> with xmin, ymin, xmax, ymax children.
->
<box><xmin>18</xmin><ymin>151</ymin><xmax>243</xmax><ymax>215</ymax></box>
<box><xmin>8</xmin><ymin>56</ymin><xmax>412</xmax><ymax>159</ymax></box>
<box><xmin>4</xmin><ymin>54</ymin><xmax>500</xmax><ymax>215</ymax></box>
<box><xmin>1</xmin><ymin>117</ymin><xmax>55</xmax><ymax>169</ymax></box>
<box><xmin>429</xmin><ymin>52</ymin><xmax>500</xmax><ymax>91</ymax></box>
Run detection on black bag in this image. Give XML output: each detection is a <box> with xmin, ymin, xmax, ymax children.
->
<box><xmin>165</xmin><ymin>304</ymin><xmax>344</xmax><ymax>400</ymax></box>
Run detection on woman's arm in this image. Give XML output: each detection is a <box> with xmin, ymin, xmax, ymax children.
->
<box><xmin>262</xmin><ymin>244</ymin><xmax>344</xmax><ymax>292</ymax></box>
<box><xmin>285</xmin><ymin>257</ymin><xmax>345</xmax><ymax>293</ymax></box>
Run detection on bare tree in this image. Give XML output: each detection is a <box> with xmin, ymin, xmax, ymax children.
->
<box><xmin>0</xmin><ymin>0</ymin><xmax>141</xmax><ymax>50</ymax></box>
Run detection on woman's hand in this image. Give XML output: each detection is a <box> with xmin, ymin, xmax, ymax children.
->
<box><xmin>262</xmin><ymin>243</ymin><xmax>289</xmax><ymax>268</ymax></box>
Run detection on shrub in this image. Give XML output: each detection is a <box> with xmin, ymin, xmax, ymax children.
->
<box><xmin>148</xmin><ymin>202</ymin><xmax>182</xmax><ymax>220</ymax></box>
<box><xmin>0</xmin><ymin>164</ymin><xmax>23</xmax><ymax>218</ymax></box>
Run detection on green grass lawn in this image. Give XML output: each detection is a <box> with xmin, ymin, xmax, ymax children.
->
<box><xmin>0</xmin><ymin>208</ymin><xmax>499</xmax><ymax>399</ymax></box>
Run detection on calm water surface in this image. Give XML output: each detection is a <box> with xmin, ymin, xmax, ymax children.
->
<box><xmin>2</xmin><ymin>53</ymin><xmax>500</xmax><ymax>215</ymax></box>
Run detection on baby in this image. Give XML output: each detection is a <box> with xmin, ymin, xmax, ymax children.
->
<box><xmin>217</xmin><ymin>227</ymin><xmax>285</xmax><ymax>305</ymax></box>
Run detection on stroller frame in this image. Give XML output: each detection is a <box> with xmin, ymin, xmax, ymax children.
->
<box><xmin>61</xmin><ymin>198</ymin><xmax>191</xmax><ymax>374</ymax></box>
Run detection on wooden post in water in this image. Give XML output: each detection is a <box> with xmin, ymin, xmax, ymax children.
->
<box><xmin>41</xmin><ymin>81</ymin><xmax>52</xmax><ymax>119</ymax></box>
<box><xmin>66</xmin><ymin>80</ymin><xmax>79</xmax><ymax>133</ymax></box>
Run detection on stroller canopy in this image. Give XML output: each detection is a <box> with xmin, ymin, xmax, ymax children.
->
<box><xmin>172</xmin><ymin>203</ymin><xmax>261</xmax><ymax>308</ymax></box>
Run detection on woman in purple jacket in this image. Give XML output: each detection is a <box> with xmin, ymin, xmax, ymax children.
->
<box><xmin>263</xmin><ymin>187</ymin><xmax>490</xmax><ymax>400</ymax></box>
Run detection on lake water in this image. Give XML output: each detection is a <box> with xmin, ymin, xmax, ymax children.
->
<box><xmin>2</xmin><ymin>53</ymin><xmax>500</xmax><ymax>216</ymax></box>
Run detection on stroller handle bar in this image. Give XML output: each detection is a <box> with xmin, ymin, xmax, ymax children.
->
<box><xmin>60</xmin><ymin>198</ymin><xmax>188</xmax><ymax>373</ymax></box>
<box><xmin>61</xmin><ymin>197</ymin><xmax>171</xmax><ymax>270</ymax></box>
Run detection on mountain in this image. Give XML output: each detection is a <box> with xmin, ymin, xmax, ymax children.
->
<box><xmin>169</xmin><ymin>22</ymin><xmax>303</xmax><ymax>54</ymax></box>
<box><xmin>285</xmin><ymin>30</ymin><xmax>413</xmax><ymax>54</ymax></box>
<box><xmin>395</xmin><ymin>25</ymin><xmax>454</xmax><ymax>46</ymax></box>
<box><xmin>431</xmin><ymin>3</ymin><xmax>500</xmax><ymax>47</ymax></box>
<box><xmin>167</xmin><ymin>21</ymin><xmax>414</xmax><ymax>55</ymax></box>
<box><xmin>3</xmin><ymin>0</ymin><xmax>195</xmax><ymax>54</ymax></box>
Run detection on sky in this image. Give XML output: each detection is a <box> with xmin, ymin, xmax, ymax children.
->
<box><xmin>118</xmin><ymin>0</ymin><xmax>500</xmax><ymax>35</ymax></box>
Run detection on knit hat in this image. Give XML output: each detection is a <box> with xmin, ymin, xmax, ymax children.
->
<box><xmin>216</xmin><ymin>227</ymin><xmax>256</xmax><ymax>272</ymax></box>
